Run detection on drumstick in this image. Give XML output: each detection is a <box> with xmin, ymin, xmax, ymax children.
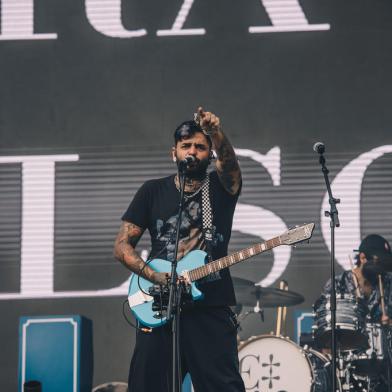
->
<box><xmin>378</xmin><ymin>274</ymin><xmax>386</xmax><ymax>318</ymax></box>
<box><xmin>282</xmin><ymin>283</ymin><xmax>288</xmax><ymax>336</ymax></box>
<box><xmin>275</xmin><ymin>280</ymin><xmax>287</xmax><ymax>336</ymax></box>
<box><xmin>275</xmin><ymin>280</ymin><xmax>286</xmax><ymax>336</ymax></box>
<box><xmin>349</xmin><ymin>254</ymin><xmax>361</xmax><ymax>299</ymax></box>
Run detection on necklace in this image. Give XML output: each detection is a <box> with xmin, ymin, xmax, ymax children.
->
<box><xmin>174</xmin><ymin>175</ymin><xmax>207</xmax><ymax>200</ymax></box>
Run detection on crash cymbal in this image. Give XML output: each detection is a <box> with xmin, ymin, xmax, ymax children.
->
<box><xmin>232</xmin><ymin>277</ymin><xmax>304</xmax><ymax>308</ymax></box>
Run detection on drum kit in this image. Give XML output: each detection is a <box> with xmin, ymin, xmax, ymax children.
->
<box><xmin>234</xmin><ymin>277</ymin><xmax>392</xmax><ymax>392</ymax></box>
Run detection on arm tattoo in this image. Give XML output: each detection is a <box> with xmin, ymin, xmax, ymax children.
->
<box><xmin>211</xmin><ymin>130</ymin><xmax>242</xmax><ymax>195</ymax></box>
<box><xmin>113</xmin><ymin>221</ymin><xmax>155</xmax><ymax>281</ymax></box>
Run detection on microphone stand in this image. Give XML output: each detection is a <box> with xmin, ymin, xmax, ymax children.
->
<box><xmin>166</xmin><ymin>162</ymin><xmax>187</xmax><ymax>392</ymax></box>
<box><xmin>316</xmin><ymin>148</ymin><xmax>340</xmax><ymax>392</ymax></box>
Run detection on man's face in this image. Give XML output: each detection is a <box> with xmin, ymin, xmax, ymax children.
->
<box><xmin>359</xmin><ymin>252</ymin><xmax>383</xmax><ymax>285</ymax></box>
<box><xmin>358</xmin><ymin>252</ymin><xmax>368</xmax><ymax>268</ymax></box>
<box><xmin>172</xmin><ymin>132</ymin><xmax>211</xmax><ymax>177</ymax></box>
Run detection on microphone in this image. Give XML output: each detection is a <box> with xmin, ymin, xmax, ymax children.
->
<box><xmin>313</xmin><ymin>142</ymin><xmax>325</xmax><ymax>154</ymax></box>
<box><xmin>179</xmin><ymin>156</ymin><xmax>196</xmax><ymax>166</ymax></box>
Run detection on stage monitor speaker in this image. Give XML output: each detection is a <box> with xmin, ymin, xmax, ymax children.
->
<box><xmin>18</xmin><ymin>315</ymin><xmax>93</xmax><ymax>392</ymax></box>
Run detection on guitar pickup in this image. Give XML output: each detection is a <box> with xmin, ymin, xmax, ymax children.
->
<box><xmin>149</xmin><ymin>284</ymin><xmax>170</xmax><ymax>312</ymax></box>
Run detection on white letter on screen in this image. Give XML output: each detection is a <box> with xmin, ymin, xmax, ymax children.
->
<box><xmin>0</xmin><ymin>155</ymin><xmax>79</xmax><ymax>298</ymax></box>
<box><xmin>0</xmin><ymin>0</ymin><xmax>57</xmax><ymax>41</ymax></box>
<box><xmin>249</xmin><ymin>0</ymin><xmax>330</xmax><ymax>34</ymax></box>
<box><xmin>86</xmin><ymin>0</ymin><xmax>147</xmax><ymax>38</ymax></box>
<box><xmin>320</xmin><ymin>145</ymin><xmax>392</xmax><ymax>270</ymax></box>
<box><xmin>157</xmin><ymin>0</ymin><xmax>205</xmax><ymax>36</ymax></box>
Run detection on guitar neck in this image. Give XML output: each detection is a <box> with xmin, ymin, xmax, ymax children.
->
<box><xmin>188</xmin><ymin>236</ymin><xmax>283</xmax><ymax>282</ymax></box>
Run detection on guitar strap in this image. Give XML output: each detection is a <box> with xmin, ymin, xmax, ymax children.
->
<box><xmin>201</xmin><ymin>173</ymin><xmax>214</xmax><ymax>262</ymax></box>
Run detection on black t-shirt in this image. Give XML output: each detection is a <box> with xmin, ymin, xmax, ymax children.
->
<box><xmin>122</xmin><ymin>171</ymin><xmax>239</xmax><ymax>306</ymax></box>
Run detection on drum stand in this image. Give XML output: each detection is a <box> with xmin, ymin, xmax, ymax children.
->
<box><xmin>315</xmin><ymin>146</ymin><xmax>340</xmax><ymax>392</ymax></box>
<box><xmin>384</xmin><ymin>327</ymin><xmax>392</xmax><ymax>392</ymax></box>
<box><xmin>378</xmin><ymin>274</ymin><xmax>392</xmax><ymax>392</ymax></box>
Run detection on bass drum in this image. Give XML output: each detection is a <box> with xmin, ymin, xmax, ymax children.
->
<box><xmin>238</xmin><ymin>335</ymin><xmax>340</xmax><ymax>392</ymax></box>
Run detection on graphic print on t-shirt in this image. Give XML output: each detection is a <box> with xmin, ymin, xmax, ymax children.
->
<box><xmin>121</xmin><ymin>172</ymin><xmax>239</xmax><ymax>305</ymax></box>
<box><xmin>155</xmin><ymin>199</ymin><xmax>223</xmax><ymax>282</ymax></box>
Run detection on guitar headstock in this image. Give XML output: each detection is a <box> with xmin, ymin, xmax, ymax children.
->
<box><xmin>280</xmin><ymin>223</ymin><xmax>315</xmax><ymax>245</ymax></box>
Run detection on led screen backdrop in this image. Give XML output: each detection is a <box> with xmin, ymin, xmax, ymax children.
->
<box><xmin>1</xmin><ymin>0</ymin><xmax>392</xmax><ymax>389</ymax></box>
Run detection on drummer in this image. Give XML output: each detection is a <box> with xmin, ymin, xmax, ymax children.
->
<box><xmin>322</xmin><ymin>234</ymin><xmax>392</xmax><ymax>324</ymax></box>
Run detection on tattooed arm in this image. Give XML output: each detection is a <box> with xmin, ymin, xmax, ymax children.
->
<box><xmin>113</xmin><ymin>221</ymin><xmax>168</xmax><ymax>285</ymax></box>
<box><xmin>197</xmin><ymin>107</ymin><xmax>242</xmax><ymax>195</ymax></box>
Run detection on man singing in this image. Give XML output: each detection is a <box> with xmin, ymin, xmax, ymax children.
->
<box><xmin>113</xmin><ymin>107</ymin><xmax>245</xmax><ymax>392</ymax></box>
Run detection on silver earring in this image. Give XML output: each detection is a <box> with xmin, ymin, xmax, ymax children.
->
<box><xmin>173</xmin><ymin>157</ymin><xmax>177</xmax><ymax>162</ymax></box>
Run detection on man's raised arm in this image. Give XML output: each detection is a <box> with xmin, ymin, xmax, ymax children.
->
<box><xmin>197</xmin><ymin>107</ymin><xmax>241</xmax><ymax>195</ymax></box>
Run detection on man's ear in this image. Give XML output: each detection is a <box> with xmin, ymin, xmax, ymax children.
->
<box><xmin>171</xmin><ymin>148</ymin><xmax>177</xmax><ymax>162</ymax></box>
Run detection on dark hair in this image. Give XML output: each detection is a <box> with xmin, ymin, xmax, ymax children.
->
<box><xmin>173</xmin><ymin>120</ymin><xmax>212</xmax><ymax>148</ymax></box>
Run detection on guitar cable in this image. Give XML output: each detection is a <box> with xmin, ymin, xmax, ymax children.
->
<box><xmin>137</xmin><ymin>258</ymin><xmax>154</xmax><ymax>296</ymax></box>
<box><xmin>137</xmin><ymin>227</ymin><xmax>178</xmax><ymax>296</ymax></box>
<box><xmin>124</xmin><ymin>258</ymin><xmax>169</xmax><ymax>332</ymax></box>
<box><xmin>122</xmin><ymin>299</ymin><xmax>153</xmax><ymax>333</ymax></box>
<box><xmin>133</xmin><ymin>236</ymin><xmax>176</xmax><ymax>324</ymax></box>
<box><xmin>132</xmin><ymin>216</ymin><xmax>185</xmax><ymax>327</ymax></box>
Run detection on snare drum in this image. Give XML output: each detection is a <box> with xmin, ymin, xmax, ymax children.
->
<box><xmin>238</xmin><ymin>335</ymin><xmax>340</xmax><ymax>392</ymax></box>
<box><xmin>313</xmin><ymin>294</ymin><xmax>369</xmax><ymax>351</ymax></box>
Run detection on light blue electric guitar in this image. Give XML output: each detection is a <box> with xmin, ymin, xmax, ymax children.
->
<box><xmin>128</xmin><ymin>223</ymin><xmax>315</xmax><ymax>327</ymax></box>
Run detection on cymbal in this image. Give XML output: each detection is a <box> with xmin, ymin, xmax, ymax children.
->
<box><xmin>232</xmin><ymin>277</ymin><xmax>304</xmax><ymax>308</ymax></box>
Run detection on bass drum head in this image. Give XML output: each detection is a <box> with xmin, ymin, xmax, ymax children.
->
<box><xmin>238</xmin><ymin>335</ymin><xmax>313</xmax><ymax>392</ymax></box>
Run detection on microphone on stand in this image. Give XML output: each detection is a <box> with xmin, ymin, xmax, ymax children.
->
<box><xmin>313</xmin><ymin>138</ymin><xmax>341</xmax><ymax>392</ymax></box>
<box><xmin>178</xmin><ymin>155</ymin><xmax>196</xmax><ymax>168</ymax></box>
<box><xmin>313</xmin><ymin>142</ymin><xmax>325</xmax><ymax>154</ymax></box>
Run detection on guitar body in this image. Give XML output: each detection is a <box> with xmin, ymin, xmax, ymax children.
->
<box><xmin>128</xmin><ymin>250</ymin><xmax>207</xmax><ymax>327</ymax></box>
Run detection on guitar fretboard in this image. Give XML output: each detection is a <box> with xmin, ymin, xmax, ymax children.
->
<box><xmin>188</xmin><ymin>236</ymin><xmax>282</xmax><ymax>282</ymax></box>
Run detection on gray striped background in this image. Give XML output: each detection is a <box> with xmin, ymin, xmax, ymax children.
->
<box><xmin>1</xmin><ymin>146</ymin><xmax>391</xmax><ymax>314</ymax></box>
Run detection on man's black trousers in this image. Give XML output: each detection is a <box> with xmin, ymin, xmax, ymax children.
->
<box><xmin>128</xmin><ymin>306</ymin><xmax>246</xmax><ymax>392</ymax></box>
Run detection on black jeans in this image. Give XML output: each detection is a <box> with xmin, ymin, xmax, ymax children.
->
<box><xmin>128</xmin><ymin>306</ymin><xmax>245</xmax><ymax>392</ymax></box>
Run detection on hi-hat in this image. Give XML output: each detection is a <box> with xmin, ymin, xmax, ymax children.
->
<box><xmin>232</xmin><ymin>277</ymin><xmax>304</xmax><ymax>308</ymax></box>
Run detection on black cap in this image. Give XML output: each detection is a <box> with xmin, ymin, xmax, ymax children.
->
<box><xmin>356</xmin><ymin>234</ymin><xmax>392</xmax><ymax>261</ymax></box>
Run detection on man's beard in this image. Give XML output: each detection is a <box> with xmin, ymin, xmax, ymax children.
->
<box><xmin>362</xmin><ymin>260</ymin><xmax>384</xmax><ymax>286</ymax></box>
<box><xmin>177</xmin><ymin>157</ymin><xmax>210</xmax><ymax>180</ymax></box>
